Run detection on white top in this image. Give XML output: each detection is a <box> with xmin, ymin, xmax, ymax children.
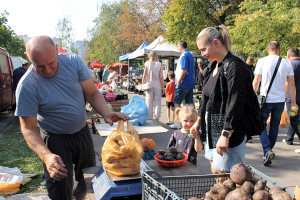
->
<box><xmin>254</xmin><ymin>55</ymin><xmax>294</xmax><ymax>103</ymax></box>
<box><xmin>175</xmin><ymin>55</ymin><xmax>182</xmax><ymax>85</ymax></box>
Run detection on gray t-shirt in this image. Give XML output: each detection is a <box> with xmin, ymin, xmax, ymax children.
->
<box><xmin>15</xmin><ymin>54</ymin><xmax>92</xmax><ymax>134</ymax></box>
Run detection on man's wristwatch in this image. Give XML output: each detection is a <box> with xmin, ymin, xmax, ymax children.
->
<box><xmin>222</xmin><ymin>130</ymin><xmax>232</xmax><ymax>138</ymax></box>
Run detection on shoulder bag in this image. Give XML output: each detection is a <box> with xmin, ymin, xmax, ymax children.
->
<box><xmin>257</xmin><ymin>57</ymin><xmax>282</xmax><ymax>109</ymax></box>
<box><xmin>139</xmin><ymin>62</ymin><xmax>153</xmax><ymax>91</ymax></box>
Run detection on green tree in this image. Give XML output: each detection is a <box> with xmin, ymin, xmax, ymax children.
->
<box><xmin>56</xmin><ymin>15</ymin><xmax>77</xmax><ymax>53</ymax></box>
<box><xmin>231</xmin><ymin>0</ymin><xmax>300</xmax><ymax>58</ymax></box>
<box><xmin>0</xmin><ymin>10</ymin><xmax>26</xmax><ymax>58</ymax></box>
<box><xmin>85</xmin><ymin>1</ymin><xmax>123</xmax><ymax>64</ymax></box>
<box><xmin>162</xmin><ymin>0</ymin><xmax>243</xmax><ymax>52</ymax></box>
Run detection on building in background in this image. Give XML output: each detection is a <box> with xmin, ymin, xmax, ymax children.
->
<box><xmin>74</xmin><ymin>40</ymin><xmax>86</xmax><ymax>60</ymax></box>
<box><xmin>18</xmin><ymin>35</ymin><xmax>85</xmax><ymax>60</ymax></box>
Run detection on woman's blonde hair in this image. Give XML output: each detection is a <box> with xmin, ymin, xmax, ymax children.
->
<box><xmin>174</xmin><ymin>106</ymin><xmax>198</xmax><ymax>124</ymax></box>
<box><xmin>196</xmin><ymin>25</ymin><xmax>232</xmax><ymax>51</ymax></box>
<box><xmin>148</xmin><ymin>51</ymin><xmax>159</xmax><ymax>63</ymax></box>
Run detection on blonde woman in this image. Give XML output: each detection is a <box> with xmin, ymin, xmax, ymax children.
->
<box><xmin>142</xmin><ymin>51</ymin><xmax>164</xmax><ymax>124</ymax></box>
<box><xmin>190</xmin><ymin>25</ymin><xmax>252</xmax><ymax>174</ymax></box>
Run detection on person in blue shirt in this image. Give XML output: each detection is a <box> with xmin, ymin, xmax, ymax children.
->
<box><xmin>174</xmin><ymin>40</ymin><xmax>195</xmax><ymax>109</ymax></box>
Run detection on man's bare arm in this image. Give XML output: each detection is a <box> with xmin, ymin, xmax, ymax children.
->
<box><xmin>253</xmin><ymin>74</ymin><xmax>261</xmax><ymax>94</ymax></box>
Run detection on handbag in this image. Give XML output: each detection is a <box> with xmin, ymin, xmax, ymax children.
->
<box><xmin>257</xmin><ymin>56</ymin><xmax>282</xmax><ymax>109</ymax></box>
<box><xmin>139</xmin><ymin>62</ymin><xmax>153</xmax><ymax>91</ymax></box>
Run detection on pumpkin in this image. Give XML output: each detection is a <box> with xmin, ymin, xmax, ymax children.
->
<box><xmin>141</xmin><ymin>138</ymin><xmax>155</xmax><ymax>152</ymax></box>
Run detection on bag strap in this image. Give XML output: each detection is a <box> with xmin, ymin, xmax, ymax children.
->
<box><xmin>149</xmin><ymin>62</ymin><xmax>153</xmax><ymax>82</ymax></box>
<box><xmin>265</xmin><ymin>56</ymin><xmax>282</xmax><ymax>99</ymax></box>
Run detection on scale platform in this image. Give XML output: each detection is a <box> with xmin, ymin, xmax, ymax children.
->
<box><xmin>92</xmin><ymin>160</ymin><xmax>151</xmax><ymax>200</ymax></box>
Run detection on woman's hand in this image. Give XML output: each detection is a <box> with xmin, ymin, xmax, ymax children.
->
<box><xmin>216</xmin><ymin>135</ymin><xmax>230</xmax><ymax>156</ymax></box>
<box><xmin>190</xmin><ymin>120</ymin><xmax>200</xmax><ymax>139</ymax></box>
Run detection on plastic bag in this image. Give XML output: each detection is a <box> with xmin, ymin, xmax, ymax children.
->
<box><xmin>279</xmin><ymin>109</ymin><xmax>290</xmax><ymax>128</ymax></box>
<box><xmin>0</xmin><ymin>166</ymin><xmax>23</xmax><ymax>195</ymax></box>
<box><xmin>101</xmin><ymin>120</ymin><xmax>143</xmax><ymax>176</ymax></box>
<box><xmin>110</xmin><ymin>80</ymin><xmax>118</xmax><ymax>90</ymax></box>
<box><xmin>121</xmin><ymin>95</ymin><xmax>148</xmax><ymax>126</ymax></box>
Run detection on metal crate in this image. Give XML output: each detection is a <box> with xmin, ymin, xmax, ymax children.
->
<box><xmin>142</xmin><ymin>166</ymin><xmax>294</xmax><ymax>200</ymax></box>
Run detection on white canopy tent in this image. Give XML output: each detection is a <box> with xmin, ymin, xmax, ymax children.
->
<box><xmin>128</xmin><ymin>35</ymin><xmax>182</xmax><ymax>60</ymax></box>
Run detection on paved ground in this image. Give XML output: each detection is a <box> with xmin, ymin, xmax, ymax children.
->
<box><xmin>89</xmin><ymin>89</ymin><xmax>300</xmax><ymax>192</ymax></box>
<box><xmin>1</xmin><ymin>88</ymin><xmax>299</xmax><ymax>197</ymax></box>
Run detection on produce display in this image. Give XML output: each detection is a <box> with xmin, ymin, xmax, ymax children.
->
<box><xmin>141</xmin><ymin>138</ymin><xmax>155</xmax><ymax>152</ymax></box>
<box><xmin>101</xmin><ymin>120</ymin><xmax>143</xmax><ymax>176</ymax></box>
<box><xmin>156</xmin><ymin>147</ymin><xmax>185</xmax><ymax>161</ymax></box>
<box><xmin>187</xmin><ymin>154</ymin><xmax>293</xmax><ymax>200</ymax></box>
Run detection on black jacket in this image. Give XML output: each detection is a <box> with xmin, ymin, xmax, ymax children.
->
<box><xmin>199</xmin><ymin>52</ymin><xmax>253</xmax><ymax>149</ymax></box>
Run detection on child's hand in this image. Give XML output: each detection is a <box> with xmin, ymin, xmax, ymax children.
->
<box><xmin>190</xmin><ymin>121</ymin><xmax>200</xmax><ymax>139</ymax></box>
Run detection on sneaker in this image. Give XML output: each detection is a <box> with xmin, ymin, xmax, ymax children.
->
<box><xmin>246</xmin><ymin>139</ymin><xmax>252</xmax><ymax>143</ymax></box>
<box><xmin>282</xmin><ymin>139</ymin><xmax>293</xmax><ymax>145</ymax></box>
<box><xmin>166</xmin><ymin>121</ymin><xmax>172</xmax><ymax>125</ymax></box>
<box><xmin>263</xmin><ymin>150</ymin><xmax>275</xmax><ymax>166</ymax></box>
<box><xmin>169</xmin><ymin>123</ymin><xmax>181</xmax><ymax>129</ymax></box>
<box><xmin>295</xmin><ymin>149</ymin><xmax>300</xmax><ymax>153</ymax></box>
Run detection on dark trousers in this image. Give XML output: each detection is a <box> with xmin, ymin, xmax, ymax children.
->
<box><xmin>286</xmin><ymin>101</ymin><xmax>300</xmax><ymax>144</ymax></box>
<box><xmin>41</xmin><ymin>124</ymin><xmax>95</xmax><ymax>200</ymax></box>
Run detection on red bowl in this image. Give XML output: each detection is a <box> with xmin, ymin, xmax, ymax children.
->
<box><xmin>154</xmin><ymin>153</ymin><xmax>188</xmax><ymax>168</ymax></box>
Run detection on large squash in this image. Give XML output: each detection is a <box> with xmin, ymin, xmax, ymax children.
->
<box><xmin>141</xmin><ymin>138</ymin><xmax>155</xmax><ymax>152</ymax></box>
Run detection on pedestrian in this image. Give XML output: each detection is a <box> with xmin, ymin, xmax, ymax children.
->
<box><xmin>283</xmin><ymin>47</ymin><xmax>300</xmax><ymax>145</ymax></box>
<box><xmin>168</xmin><ymin>106</ymin><xmax>203</xmax><ymax>165</ymax></box>
<box><xmin>174</xmin><ymin>40</ymin><xmax>195</xmax><ymax>110</ymax></box>
<box><xmin>97</xmin><ymin>67</ymin><xmax>104</xmax><ymax>83</ymax></box>
<box><xmin>246</xmin><ymin>56</ymin><xmax>255</xmax><ymax>81</ymax></box>
<box><xmin>86</xmin><ymin>61</ymin><xmax>97</xmax><ymax>83</ymax></box>
<box><xmin>190</xmin><ymin>25</ymin><xmax>252</xmax><ymax>174</ymax></box>
<box><xmin>107</xmin><ymin>66</ymin><xmax>118</xmax><ymax>84</ymax></box>
<box><xmin>142</xmin><ymin>51</ymin><xmax>164</xmax><ymax>125</ymax></box>
<box><xmin>166</xmin><ymin>71</ymin><xmax>176</xmax><ymax>125</ymax></box>
<box><xmin>12</xmin><ymin>61</ymin><xmax>30</xmax><ymax>94</ymax></box>
<box><xmin>253</xmin><ymin>41</ymin><xmax>298</xmax><ymax>166</ymax></box>
<box><xmin>197</xmin><ymin>58</ymin><xmax>205</xmax><ymax>91</ymax></box>
<box><xmin>15</xmin><ymin>35</ymin><xmax>129</xmax><ymax>200</ymax></box>
<box><xmin>102</xmin><ymin>65</ymin><xmax>109</xmax><ymax>84</ymax></box>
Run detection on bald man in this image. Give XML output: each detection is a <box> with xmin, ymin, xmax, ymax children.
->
<box><xmin>15</xmin><ymin>36</ymin><xmax>129</xmax><ymax>200</ymax></box>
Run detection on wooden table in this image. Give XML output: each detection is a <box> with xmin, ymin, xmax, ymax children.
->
<box><xmin>95</xmin><ymin>120</ymin><xmax>169</xmax><ymax>137</ymax></box>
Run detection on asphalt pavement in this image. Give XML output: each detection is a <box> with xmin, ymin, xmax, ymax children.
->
<box><xmin>89</xmin><ymin>89</ymin><xmax>300</xmax><ymax>192</ymax></box>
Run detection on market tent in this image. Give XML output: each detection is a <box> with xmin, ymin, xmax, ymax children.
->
<box><xmin>92</xmin><ymin>61</ymin><xmax>105</xmax><ymax>68</ymax></box>
<box><xmin>128</xmin><ymin>36</ymin><xmax>183</xmax><ymax>60</ymax></box>
<box><xmin>119</xmin><ymin>41</ymin><xmax>149</xmax><ymax>61</ymax></box>
<box><xmin>113</xmin><ymin>63</ymin><xmax>128</xmax><ymax>76</ymax></box>
<box><xmin>58</xmin><ymin>47</ymin><xmax>68</xmax><ymax>54</ymax></box>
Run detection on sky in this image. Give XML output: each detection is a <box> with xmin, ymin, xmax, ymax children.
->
<box><xmin>2</xmin><ymin>0</ymin><xmax>107</xmax><ymax>41</ymax></box>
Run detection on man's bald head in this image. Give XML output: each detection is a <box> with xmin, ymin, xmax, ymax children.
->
<box><xmin>25</xmin><ymin>35</ymin><xmax>59</xmax><ymax>77</ymax></box>
<box><xmin>26</xmin><ymin>35</ymin><xmax>56</xmax><ymax>59</ymax></box>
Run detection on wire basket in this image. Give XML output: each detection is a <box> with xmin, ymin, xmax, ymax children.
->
<box><xmin>142</xmin><ymin>166</ymin><xmax>294</xmax><ymax>200</ymax></box>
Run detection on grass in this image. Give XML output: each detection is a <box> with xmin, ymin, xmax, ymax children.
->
<box><xmin>0</xmin><ymin>120</ymin><xmax>46</xmax><ymax>197</ymax></box>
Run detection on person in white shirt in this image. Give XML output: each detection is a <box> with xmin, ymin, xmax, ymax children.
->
<box><xmin>253</xmin><ymin>41</ymin><xmax>298</xmax><ymax>166</ymax></box>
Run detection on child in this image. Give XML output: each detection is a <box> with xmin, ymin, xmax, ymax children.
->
<box><xmin>166</xmin><ymin>71</ymin><xmax>176</xmax><ymax>125</ymax></box>
<box><xmin>168</xmin><ymin>106</ymin><xmax>203</xmax><ymax>165</ymax></box>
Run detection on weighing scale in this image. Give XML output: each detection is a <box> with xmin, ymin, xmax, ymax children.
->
<box><xmin>92</xmin><ymin>160</ymin><xmax>152</xmax><ymax>200</ymax></box>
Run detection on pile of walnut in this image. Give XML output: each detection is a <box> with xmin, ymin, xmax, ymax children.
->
<box><xmin>188</xmin><ymin>163</ymin><xmax>293</xmax><ymax>200</ymax></box>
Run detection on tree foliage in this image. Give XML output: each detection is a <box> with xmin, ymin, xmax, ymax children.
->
<box><xmin>162</xmin><ymin>0</ymin><xmax>243</xmax><ymax>52</ymax></box>
<box><xmin>231</xmin><ymin>0</ymin><xmax>300</xmax><ymax>58</ymax></box>
<box><xmin>56</xmin><ymin>16</ymin><xmax>77</xmax><ymax>53</ymax></box>
<box><xmin>0</xmin><ymin>11</ymin><xmax>26</xmax><ymax>58</ymax></box>
<box><xmin>85</xmin><ymin>0</ymin><xmax>166</xmax><ymax>64</ymax></box>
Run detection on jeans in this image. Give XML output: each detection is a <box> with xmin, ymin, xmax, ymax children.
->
<box><xmin>286</xmin><ymin>101</ymin><xmax>300</xmax><ymax>144</ymax></box>
<box><xmin>259</xmin><ymin>102</ymin><xmax>285</xmax><ymax>154</ymax></box>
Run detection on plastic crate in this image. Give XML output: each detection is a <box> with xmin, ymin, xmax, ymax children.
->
<box><xmin>142</xmin><ymin>166</ymin><xmax>294</xmax><ymax>200</ymax></box>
